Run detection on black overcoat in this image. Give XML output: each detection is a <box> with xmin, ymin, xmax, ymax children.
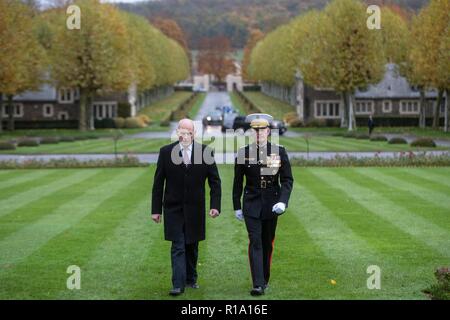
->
<box><xmin>152</xmin><ymin>141</ymin><xmax>221</xmax><ymax>243</ymax></box>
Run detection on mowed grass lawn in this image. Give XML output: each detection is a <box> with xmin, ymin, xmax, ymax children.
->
<box><xmin>239</xmin><ymin>92</ymin><xmax>295</xmax><ymax>120</ymax></box>
<box><xmin>0</xmin><ymin>166</ymin><xmax>449</xmax><ymax>299</ymax></box>
<box><xmin>1</xmin><ymin>135</ymin><xmax>449</xmax><ymax>154</ymax></box>
<box><xmin>138</xmin><ymin>91</ymin><xmax>192</xmax><ymax>121</ymax></box>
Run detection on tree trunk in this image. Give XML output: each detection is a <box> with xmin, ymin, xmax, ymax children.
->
<box><xmin>340</xmin><ymin>91</ymin><xmax>348</xmax><ymax>128</ymax></box>
<box><xmin>79</xmin><ymin>88</ymin><xmax>88</xmax><ymax>131</ymax></box>
<box><xmin>348</xmin><ymin>92</ymin><xmax>356</xmax><ymax>131</ymax></box>
<box><xmin>0</xmin><ymin>93</ymin><xmax>3</xmax><ymax>133</ymax></box>
<box><xmin>432</xmin><ymin>89</ymin><xmax>443</xmax><ymax>129</ymax></box>
<box><xmin>445</xmin><ymin>89</ymin><xmax>448</xmax><ymax>133</ymax></box>
<box><xmin>419</xmin><ymin>88</ymin><xmax>426</xmax><ymax>128</ymax></box>
<box><xmin>87</xmin><ymin>93</ymin><xmax>95</xmax><ymax>130</ymax></box>
<box><xmin>8</xmin><ymin>95</ymin><xmax>14</xmax><ymax>131</ymax></box>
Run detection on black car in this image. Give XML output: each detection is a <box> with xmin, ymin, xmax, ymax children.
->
<box><xmin>232</xmin><ymin>117</ymin><xmax>287</xmax><ymax>135</ymax></box>
<box><xmin>232</xmin><ymin>116</ymin><xmax>251</xmax><ymax>131</ymax></box>
<box><xmin>270</xmin><ymin>120</ymin><xmax>287</xmax><ymax>135</ymax></box>
<box><xmin>202</xmin><ymin>111</ymin><xmax>223</xmax><ymax>127</ymax></box>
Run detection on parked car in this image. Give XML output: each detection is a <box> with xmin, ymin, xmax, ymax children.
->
<box><xmin>193</xmin><ymin>85</ymin><xmax>207</xmax><ymax>92</ymax></box>
<box><xmin>202</xmin><ymin>111</ymin><xmax>223</xmax><ymax>126</ymax></box>
<box><xmin>232</xmin><ymin>116</ymin><xmax>251</xmax><ymax>131</ymax></box>
<box><xmin>221</xmin><ymin>110</ymin><xmax>239</xmax><ymax>132</ymax></box>
<box><xmin>270</xmin><ymin>120</ymin><xmax>287</xmax><ymax>135</ymax></box>
<box><xmin>232</xmin><ymin>117</ymin><xmax>287</xmax><ymax>135</ymax></box>
<box><xmin>222</xmin><ymin>105</ymin><xmax>234</xmax><ymax>114</ymax></box>
<box><xmin>215</xmin><ymin>105</ymin><xmax>234</xmax><ymax>113</ymax></box>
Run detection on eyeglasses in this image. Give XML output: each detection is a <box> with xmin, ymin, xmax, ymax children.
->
<box><xmin>177</xmin><ymin>131</ymin><xmax>193</xmax><ymax>137</ymax></box>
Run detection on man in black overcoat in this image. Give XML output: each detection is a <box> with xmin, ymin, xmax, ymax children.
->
<box><xmin>151</xmin><ymin>118</ymin><xmax>221</xmax><ymax>296</ymax></box>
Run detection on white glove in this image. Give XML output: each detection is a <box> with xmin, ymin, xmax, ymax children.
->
<box><xmin>235</xmin><ymin>209</ymin><xmax>244</xmax><ymax>221</ymax></box>
<box><xmin>272</xmin><ymin>202</ymin><xmax>286</xmax><ymax>214</ymax></box>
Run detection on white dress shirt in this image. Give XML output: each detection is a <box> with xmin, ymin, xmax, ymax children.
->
<box><xmin>180</xmin><ymin>142</ymin><xmax>192</xmax><ymax>163</ymax></box>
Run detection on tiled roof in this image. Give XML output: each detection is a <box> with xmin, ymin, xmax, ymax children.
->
<box><xmin>355</xmin><ymin>64</ymin><xmax>438</xmax><ymax>99</ymax></box>
<box><xmin>4</xmin><ymin>83</ymin><xmax>57</xmax><ymax>102</ymax></box>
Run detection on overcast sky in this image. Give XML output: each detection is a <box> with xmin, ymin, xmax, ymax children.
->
<box><xmin>101</xmin><ymin>0</ymin><xmax>153</xmax><ymax>3</ymax></box>
<box><xmin>39</xmin><ymin>0</ymin><xmax>154</xmax><ymax>9</ymax></box>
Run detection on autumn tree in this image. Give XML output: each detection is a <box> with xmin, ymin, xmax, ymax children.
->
<box><xmin>151</xmin><ymin>17</ymin><xmax>189</xmax><ymax>53</ymax></box>
<box><xmin>242</xmin><ymin>29</ymin><xmax>264</xmax><ymax>81</ymax></box>
<box><xmin>197</xmin><ymin>36</ymin><xmax>236</xmax><ymax>83</ymax></box>
<box><xmin>440</xmin><ymin>24</ymin><xmax>450</xmax><ymax>132</ymax></box>
<box><xmin>379</xmin><ymin>6</ymin><xmax>410</xmax><ymax>69</ymax></box>
<box><xmin>316</xmin><ymin>0</ymin><xmax>385</xmax><ymax>130</ymax></box>
<box><xmin>48</xmin><ymin>0</ymin><xmax>132</xmax><ymax>131</ymax></box>
<box><xmin>151</xmin><ymin>17</ymin><xmax>192</xmax><ymax>69</ymax></box>
<box><xmin>408</xmin><ymin>0</ymin><xmax>450</xmax><ymax>129</ymax></box>
<box><xmin>45</xmin><ymin>1</ymin><xmax>189</xmax><ymax>131</ymax></box>
<box><xmin>121</xmin><ymin>12</ymin><xmax>156</xmax><ymax>93</ymax></box>
<box><xmin>299</xmin><ymin>0</ymin><xmax>385</xmax><ymax>130</ymax></box>
<box><xmin>0</xmin><ymin>0</ymin><xmax>45</xmax><ymax>132</ymax></box>
<box><xmin>251</xmin><ymin>0</ymin><xmax>385</xmax><ymax>130</ymax></box>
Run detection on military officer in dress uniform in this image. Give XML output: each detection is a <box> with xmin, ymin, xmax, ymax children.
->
<box><xmin>232</xmin><ymin>113</ymin><xmax>293</xmax><ymax>296</ymax></box>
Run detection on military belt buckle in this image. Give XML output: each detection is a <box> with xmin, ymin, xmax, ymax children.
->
<box><xmin>260</xmin><ymin>180</ymin><xmax>267</xmax><ymax>189</ymax></box>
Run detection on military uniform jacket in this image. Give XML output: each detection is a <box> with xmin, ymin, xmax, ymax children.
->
<box><xmin>233</xmin><ymin>142</ymin><xmax>293</xmax><ymax>220</ymax></box>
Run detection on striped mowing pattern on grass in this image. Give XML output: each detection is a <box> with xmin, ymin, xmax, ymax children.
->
<box><xmin>310</xmin><ymin>169</ymin><xmax>450</xmax><ymax>257</ymax></box>
<box><xmin>402</xmin><ymin>168</ymin><xmax>450</xmax><ymax>189</ymax></box>
<box><xmin>0</xmin><ymin>166</ymin><xmax>448</xmax><ymax>299</ymax></box>
<box><xmin>0</xmin><ymin>169</ymin><xmax>126</xmax><ymax>242</ymax></box>
<box><xmin>296</xmin><ymin>168</ymin><xmax>449</xmax><ymax>298</ymax></box>
<box><xmin>56</xmin><ymin>199</ymin><xmax>161</xmax><ymax>299</ymax></box>
<box><xmin>2</xmin><ymin>136</ymin><xmax>448</xmax><ymax>155</ymax></box>
<box><xmin>0</xmin><ymin>170</ymin><xmax>56</xmax><ymax>192</ymax></box>
<box><xmin>354</xmin><ymin>168</ymin><xmax>450</xmax><ymax>212</ymax></box>
<box><xmin>0</xmin><ymin>169</ymin><xmax>142</xmax><ymax>269</ymax></box>
<box><xmin>0</xmin><ymin>170</ymin><xmax>99</xmax><ymax>217</ymax></box>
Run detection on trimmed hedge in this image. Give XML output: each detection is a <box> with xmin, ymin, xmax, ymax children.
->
<box><xmin>114</xmin><ymin>117</ymin><xmax>126</xmax><ymax>128</ymax></box>
<box><xmin>74</xmin><ymin>136</ymin><xmax>89</xmax><ymax>141</ymax></box>
<box><xmin>410</xmin><ymin>138</ymin><xmax>436</xmax><ymax>148</ymax></box>
<box><xmin>290</xmin><ymin>152</ymin><xmax>450</xmax><ymax>167</ymax></box>
<box><xmin>343</xmin><ymin>132</ymin><xmax>357</xmax><ymax>138</ymax></box>
<box><xmin>388</xmin><ymin>137</ymin><xmax>408</xmax><ymax>144</ymax></box>
<box><xmin>370</xmin><ymin>135</ymin><xmax>388</xmax><ymax>142</ymax></box>
<box><xmin>124</xmin><ymin>117</ymin><xmax>146</xmax><ymax>128</ymax></box>
<box><xmin>138</xmin><ymin>114</ymin><xmax>151</xmax><ymax>125</ymax></box>
<box><xmin>17</xmin><ymin>139</ymin><xmax>40</xmax><ymax>147</ymax></box>
<box><xmin>0</xmin><ymin>142</ymin><xmax>16</xmax><ymax>150</ymax></box>
<box><xmin>356</xmin><ymin>134</ymin><xmax>370</xmax><ymax>139</ymax></box>
<box><xmin>40</xmin><ymin>137</ymin><xmax>60</xmax><ymax>144</ymax></box>
<box><xmin>289</xmin><ymin>119</ymin><xmax>304</xmax><ymax>127</ymax></box>
<box><xmin>0</xmin><ymin>155</ymin><xmax>146</xmax><ymax>169</ymax></box>
<box><xmin>283</xmin><ymin>112</ymin><xmax>299</xmax><ymax>125</ymax></box>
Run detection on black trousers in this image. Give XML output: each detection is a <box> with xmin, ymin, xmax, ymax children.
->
<box><xmin>244</xmin><ymin>215</ymin><xmax>278</xmax><ymax>288</ymax></box>
<box><xmin>171</xmin><ymin>232</ymin><xmax>199</xmax><ymax>289</ymax></box>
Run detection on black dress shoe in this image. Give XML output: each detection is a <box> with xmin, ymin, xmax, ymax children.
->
<box><xmin>169</xmin><ymin>288</ymin><xmax>184</xmax><ymax>296</ymax></box>
<box><xmin>186</xmin><ymin>282</ymin><xmax>200</xmax><ymax>289</ymax></box>
<box><xmin>250</xmin><ymin>286</ymin><xmax>265</xmax><ymax>296</ymax></box>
